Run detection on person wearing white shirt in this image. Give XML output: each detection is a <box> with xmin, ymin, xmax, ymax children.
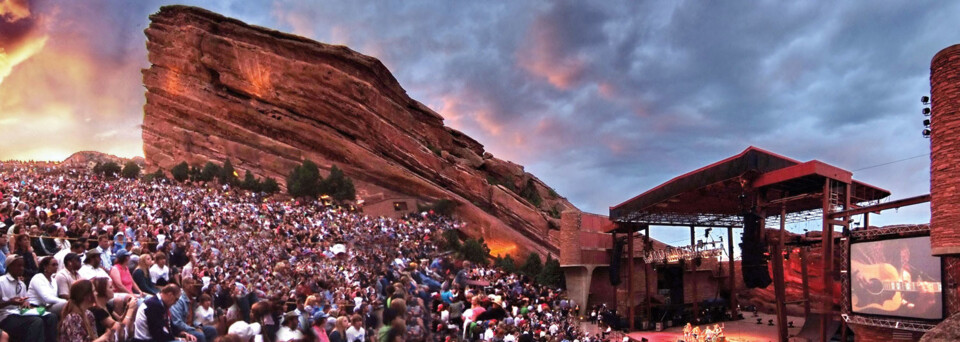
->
<box><xmin>79</xmin><ymin>250</ymin><xmax>110</xmax><ymax>280</ymax></box>
<box><xmin>56</xmin><ymin>253</ymin><xmax>82</xmax><ymax>299</ymax></box>
<box><xmin>27</xmin><ymin>256</ymin><xmax>67</xmax><ymax>316</ymax></box>
<box><xmin>150</xmin><ymin>252</ymin><xmax>170</xmax><ymax>286</ymax></box>
<box><xmin>0</xmin><ymin>255</ymin><xmax>57</xmax><ymax>342</ymax></box>
<box><xmin>54</xmin><ymin>240</ymin><xmax>85</xmax><ymax>271</ymax></box>
<box><xmin>345</xmin><ymin>314</ymin><xmax>366</xmax><ymax>342</ymax></box>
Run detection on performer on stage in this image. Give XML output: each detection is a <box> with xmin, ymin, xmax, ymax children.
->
<box><xmin>683</xmin><ymin>322</ymin><xmax>692</xmax><ymax>340</ymax></box>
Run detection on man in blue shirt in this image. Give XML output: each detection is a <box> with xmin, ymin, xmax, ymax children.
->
<box><xmin>170</xmin><ymin>277</ymin><xmax>217</xmax><ymax>342</ymax></box>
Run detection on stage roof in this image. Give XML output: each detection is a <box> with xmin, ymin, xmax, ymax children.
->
<box><xmin>609</xmin><ymin>146</ymin><xmax>890</xmax><ymax>229</ymax></box>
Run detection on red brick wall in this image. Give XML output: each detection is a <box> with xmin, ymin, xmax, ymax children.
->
<box><xmin>559</xmin><ymin>210</ymin><xmax>582</xmax><ymax>265</ymax></box>
<box><xmin>930</xmin><ymin>44</ymin><xmax>960</xmax><ymax>256</ymax></box>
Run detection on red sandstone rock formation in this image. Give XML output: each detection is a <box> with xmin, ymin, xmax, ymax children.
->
<box><xmin>141</xmin><ymin>5</ymin><xmax>572</xmax><ymax>256</ymax></box>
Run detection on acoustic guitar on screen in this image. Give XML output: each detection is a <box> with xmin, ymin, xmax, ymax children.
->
<box><xmin>851</xmin><ymin>260</ymin><xmax>942</xmax><ymax>313</ymax></box>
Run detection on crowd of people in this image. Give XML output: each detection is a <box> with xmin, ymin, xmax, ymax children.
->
<box><xmin>0</xmin><ymin>161</ymin><xmax>602</xmax><ymax>342</ymax></box>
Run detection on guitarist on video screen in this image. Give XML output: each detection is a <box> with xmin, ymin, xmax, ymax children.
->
<box><xmin>851</xmin><ymin>241</ymin><xmax>941</xmax><ymax>318</ymax></box>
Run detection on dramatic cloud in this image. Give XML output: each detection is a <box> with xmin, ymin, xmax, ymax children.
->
<box><xmin>2</xmin><ymin>0</ymin><xmax>959</xmax><ymax>234</ymax></box>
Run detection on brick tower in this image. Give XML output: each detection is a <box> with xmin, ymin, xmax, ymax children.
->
<box><xmin>930</xmin><ymin>44</ymin><xmax>960</xmax><ymax>256</ymax></box>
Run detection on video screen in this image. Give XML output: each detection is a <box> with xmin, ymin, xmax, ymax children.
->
<box><xmin>850</xmin><ymin>236</ymin><xmax>942</xmax><ymax>320</ymax></box>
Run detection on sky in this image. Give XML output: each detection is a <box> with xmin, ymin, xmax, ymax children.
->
<box><xmin>2</xmin><ymin>0</ymin><xmax>959</xmax><ymax>245</ymax></box>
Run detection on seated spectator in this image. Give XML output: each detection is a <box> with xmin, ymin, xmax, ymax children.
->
<box><xmin>0</xmin><ymin>255</ymin><xmax>57</xmax><ymax>342</ymax></box>
<box><xmin>91</xmin><ymin>277</ymin><xmax>136</xmax><ymax>339</ymax></box>
<box><xmin>27</xmin><ymin>256</ymin><xmax>67</xmax><ymax>316</ymax></box>
<box><xmin>171</xmin><ymin>277</ymin><xmax>217</xmax><ymax>342</ymax></box>
<box><xmin>58</xmin><ymin>279</ymin><xmax>115</xmax><ymax>342</ymax></box>
<box><xmin>149</xmin><ymin>252</ymin><xmax>169</xmax><ymax>287</ymax></box>
<box><xmin>108</xmin><ymin>249</ymin><xmax>141</xmax><ymax>296</ymax></box>
<box><xmin>56</xmin><ymin>253</ymin><xmax>82</xmax><ymax>300</ymax></box>
<box><xmin>132</xmin><ymin>284</ymin><xmax>196</xmax><ymax>342</ymax></box>
<box><xmin>13</xmin><ymin>234</ymin><xmax>39</xmax><ymax>281</ymax></box>
<box><xmin>132</xmin><ymin>252</ymin><xmax>158</xmax><ymax>295</ymax></box>
<box><xmin>194</xmin><ymin>294</ymin><xmax>215</xmax><ymax>328</ymax></box>
<box><xmin>78</xmin><ymin>250</ymin><xmax>109</xmax><ymax>280</ymax></box>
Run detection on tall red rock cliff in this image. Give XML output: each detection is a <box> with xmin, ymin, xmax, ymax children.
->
<box><xmin>141</xmin><ymin>5</ymin><xmax>572</xmax><ymax>256</ymax></box>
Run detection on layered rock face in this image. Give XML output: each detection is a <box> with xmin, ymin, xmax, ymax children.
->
<box><xmin>142</xmin><ymin>5</ymin><xmax>571</xmax><ymax>256</ymax></box>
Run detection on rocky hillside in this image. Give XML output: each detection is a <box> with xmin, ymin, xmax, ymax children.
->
<box><xmin>141</xmin><ymin>5</ymin><xmax>573</xmax><ymax>256</ymax></box>
<box><xmin>63</xmin><ymin>151</ymin><xmax>145</xmax><ymax>168</ymax></box>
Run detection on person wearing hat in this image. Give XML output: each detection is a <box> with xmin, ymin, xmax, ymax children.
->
<box><xmin>277</xmin><ymin>311</ymin><xmax>304</xmax><ymax>342</ymax></box>
<box><xmin>0</xmin><ymin>254</ymin><xmax>58</xmax><ymax>342</ymax></box>
<box><xmin>108</xmin><ymin>248</ymin><xmax>142</xmax><ymax>295</ymax></box>
<box><xmin>79</xmin><ymin>249</ymin><xmax>109</xmax><ymax>280</ymax></box>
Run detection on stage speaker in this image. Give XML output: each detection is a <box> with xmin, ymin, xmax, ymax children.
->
<box><xmin>610</xmin><ymin>235</ymin><xmax>625</xmax><ymax>286</ymax></box>
<box><xmin>740</xmin><ymin>212</ymin><xmax>772</xmax><ymax>288</ymax></box>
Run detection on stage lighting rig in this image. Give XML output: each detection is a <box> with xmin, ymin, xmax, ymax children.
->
<box><xmin>923</xmin><ymin>128</ymin><xmax>931</xmax><ymax>138</ymax></box>
<box><xmin>921</xmin><ymin>95</ymin><xmax>930</xmax><ymax>105</ymax></box>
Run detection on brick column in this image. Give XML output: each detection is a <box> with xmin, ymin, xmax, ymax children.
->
<box><xmin>931</xmin><ymin>44</ymin><xmax>960</xmax><ymax>256</ymax></box>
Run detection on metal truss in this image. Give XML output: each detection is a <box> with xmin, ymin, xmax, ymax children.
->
<box><xmin>945</xmin><ymin>256</ymin><xmax>960</xmax><ymax>314</ymax></box>
<box><xmin>849</xmin><ymin>224</ymin><xmax>930</xmax><ymax>240</ymax></box>
<box><xmin>843</xmin><ymin>315</ymin><xmax>937</xmax><ymax>332</ymax></box>
<box><xmin>616</xmin><ymin>211</ymin><xmax>742</xmax><ymax>227</ymax></box>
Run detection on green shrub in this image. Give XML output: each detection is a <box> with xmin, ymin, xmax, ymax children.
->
<box><xmin>260</xmin><ymin>177</ymin><xmax>280</xmax><ymax>194</ymax></box>
<box><xmin>519</xmin><ymin>179</ymin><xmax>542</xmax><ymax>207</ymax></box>
<box><xmin>121</xmin><ymin>161</ymin><xmax>141</xmax><ymax>179</ymax></box>
<box><xmin>171</xmin><ymin>162</ymin><xmax>189</xmax><ymax>182</ymax></box>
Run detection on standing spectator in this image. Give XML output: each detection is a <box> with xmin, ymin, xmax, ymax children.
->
<box><xmin>0</xmin><ymin>255</ymin><xmax>58</xmax><ymax>342</ymax></box>
<box><xmin>96</xmin><ymin>235</ymin><xmax>113</xmax><ymax>271</ymax></box>
<box><xmin>132</xmin><ymin>284</ymin><xmax>196</xmax><ymax>342</ymax></box>
<box><xmin>58</xmin><ymin>279</ymin><xmax>114</xmax><ymax>342</ymax></box>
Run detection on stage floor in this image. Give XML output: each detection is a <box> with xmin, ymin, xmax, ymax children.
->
<box><xmin>627</xmin><ymin>313</ymin><xmax>807</xmax><ymax>342</ymax></box>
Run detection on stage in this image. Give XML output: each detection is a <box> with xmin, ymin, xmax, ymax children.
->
<box><xmin>626</xmin><ymin>313</ymin><xmax>807</xmax><ymax>342</ymax></box>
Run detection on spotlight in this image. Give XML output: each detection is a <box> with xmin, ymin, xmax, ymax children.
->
<box><xmin>757</xmin><ymin>318</ymin><xmax>763</xmax><ymax>325</ymax></box>
<box><xmin>923</xmin><ymin>107</ymin><xmax>932</xmax><ymax>115</ymax></box>
<box><xmin>923</xmin><ymin>128</ymin><xmax>932</xmax><ymax>138</ymax></box>
<box><xmin>922</xmin><ymin>96</ymin><xmax>930</xmax><ymax>105</ymax></box>
<box><xmin>924</xmin><ymin>119</ymin><xmax>931</xmax><ymax>127</ymax></box>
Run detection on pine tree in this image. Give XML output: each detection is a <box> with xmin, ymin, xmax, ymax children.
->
<box><xmin>219</xmin><ymin>159</ymin><xmax>238</xmax><ymax>185</ymax></box>
<box><xmin>241</xmin><ymin>170</ymin><xmax>260</xmax><ymax>191</ymax></box>
<box><xmin>521</xmin><ymin>252</ymin><xmax>543</xmax><ymax>278</ymax></box>
<box><xmin>287</xmin><ymin>160</ymin><xmax>321</xmax><ymax>198</ymax></box>
<box><xmin>199</xmin><ymin>162</ymin><xmax>220</xmax><ymax>182</ymax></box>
<box><xmin>537</xmin><ymin>254</ymin><xmax>562</xmax><ymax>287</ymax></box>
